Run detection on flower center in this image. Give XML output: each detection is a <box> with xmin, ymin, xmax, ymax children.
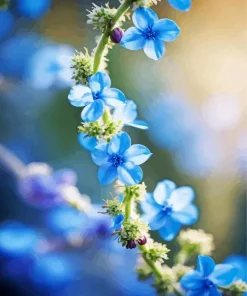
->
<box><xmin>109</xmin><ymin>154</ymin><xmax>124</xmax><ymax>167</ymax></box>
<box><xmin>93</xmin><ymin>92</ymin><xmax>100</xmax><ymax>100</ymax></box>
<box><xmin>162</xmin><ymin>203</ymin><xmax>173</xmax><ymax>215</ymax></box>
<box><xmin>145</xmin><ymin>26</ymin><xmax>156</xmax><ymax>40</ymax></box>
<box><xmin>204</xmin><ymin>278</ymin><xmax>214</xmax><ymax>288</ymax></box>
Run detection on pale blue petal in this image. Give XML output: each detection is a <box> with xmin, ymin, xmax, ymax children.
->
<box><xmin>124</xmin><ymin>144</ymin><xmax>152</xmax><ymax>165</ymax></box>
<box><xmin>78</xmin><ymin>132</ymin><xmax>97</xmax><ymax>151</ymax></box>
<box><xmin>121</xmin><ymin>27</ymin><xmax>146</xmax><ymax>50</ymax></box>
<box><xmin>108</xmin><ymin>132</ymin><xmax>131</xmax><ymax>155</ymax></box>
<box><xmin>148</xmin><ymin>211</ymin><xmax>167</xmax><ymax>230</ymax></box>
<box><xmin>68</xmin><ymin>85</ymin><xmax>93</xmax><ymax>107</ymax></box>
<box><xmin>153</xmin><ymin>19</ymin><xmax>180</xmax><ymax>42</ymax></box>
<box><xmin>141</xmin><ymin>193</ymin><xmax>162</xmax><ymax>216</ymax></box>
<box><xmin>187</xmin><ymin>290</ymin><xmax>206</xmax><ymax>296</ymax></box>
<box><xmin>91</xmin><ymin>143</ymin><xmax>108</xmax><ymax>166</ymax></box>
<box><xmin>88</xmin><ymin>71</ymin><xmax>111</xmax><ymax>94</ymax></box>
<box><xmin>210</xmin><ymin>264</ymin><xmax>238</xmax><ymax>286</ymax></box>
<box><xmin>126</xmin><ymin>120</ymin><xmax>148</xmax><ymax>130</ymax></box>
<box><xmin>180</xmin><ymin>270</ymin><xmax>204</xmax><ymax>290</ymax></box>
<box><xmin>158</xmin><ymin>217</ymin><xmax>181</xmax><ymax>241</ymax></box>
<box><xmin>171</xmin><ymin>204</ymin><xmax>198</xmax><ymax>225</ymax></box>
<box><xmin>143</xmin><ymin>39</ymin><xmax>165</xmax><ymax>60</ymax></box>
<box><xmin>100</xmin><ymin>88</ymin><xmax>126</xmax><ymax>107</ymax></box>
<box><xmin>169</xmin><ymin>186</ymin><xmax>195</xmax><ymax>210</ymax></box>
<box><xmin>168</xmin><ymin>0</ymin><xmax>192</xmax><ymax>11</ymax></box>
<box><xmin>133</xmin><ymin>7</ymin><xmax>158</xmax><ymax>30</ymax></box>
<box><xmin>98</xmin><ymin>163</ymin><xmax>118</xmax><ymax>185</ymax></box>
<box><xmin>81</xmin><ymin>100</ymin><xmax>105</xmax><ymax>122</ymax></box>
<box><xmin>197</xmin><ymin>255</ymin><xmax>215</xmax><ymax>277</ymax></box>
<box><xmin>117</xmin><ymin>162</ymin><xmax>143</xmax><ymax>186</ymax></box>
<box><xmin>114</xmin><ymin>214</ymin><xmax>124</xmax><ymax>225</ymax></box>
<box><xmin>153</xmin><ymin>180</ymin><xmax>176</xmax><ymax>205</ymax></box>
<box><xmin>113</xmin><ymin>100</ymin><xmax>137</xmax><ymax>124</ymax></box>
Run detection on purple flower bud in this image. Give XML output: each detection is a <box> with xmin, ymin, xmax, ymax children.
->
<box><xmin>137</xmin><ymin>236</ymin><xmax>147</xmax><ymax>246</ymax></box>
<box><xmin>126</xmin><ymin>240</ymin><xmax>137</xmax><ymax>249</ymax></box>
<box><xmin>110</xmin><ymin>28</ymin><xmax>123</xmax><ymax>44</ymax></box>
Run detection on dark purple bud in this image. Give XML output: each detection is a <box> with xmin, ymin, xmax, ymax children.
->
<box><xmin>110</xmin><ymin>28</ymin><xmax>124</xmax><ymax>44</ymax></box>
<box><xmin>137</xmin><ymin>236</ymin><xmax>147</xmax><ymax>246</ymax></box>
<box><xmin>126</xmin><ymin>240</ymin><xmax>137</xmax><ymax>249</ymax></box>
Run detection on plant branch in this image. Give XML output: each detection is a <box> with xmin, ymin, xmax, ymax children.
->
<box><xmin>93</xmin><ymin>0</ymin><xmax>132</xmax><ymax>73</ymax></box>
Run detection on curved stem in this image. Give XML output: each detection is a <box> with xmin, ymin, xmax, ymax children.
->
<box><xmin>123</xmin><ymin>193</ymin><xmax>164</xmax><ymax>279</ymax></box>
<box><xmin>93</xmin><ymin>0</ymin><xmax>132</xmax><ymax>73</ymax></box>
<box><xmin>0</xmin><ymin>145</ymin><xmax>26</xmax><ymax>178</ymax></box>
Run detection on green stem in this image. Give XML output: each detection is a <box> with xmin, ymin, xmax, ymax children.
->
<box><xmin>102</xmin><ymin>108</ymin><xmax>112</xmax><ymax>124</ymax></box>
<box><xmin>93</xmin><ymin>0</ymin><xmax>133</xmax><ymax>73</ymax></box>
<box><xmin>123</xmin><ymin>192</ymin><xmax>163</xmax><ymax>279</ymax></box>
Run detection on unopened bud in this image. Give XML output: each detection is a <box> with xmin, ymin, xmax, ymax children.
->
<box><xmin>110</xmin><ymin>28</ymin><xmax>124</xmax><ymax>44</ymax></box>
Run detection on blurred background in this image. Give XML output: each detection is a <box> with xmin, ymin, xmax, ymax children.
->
<box><xmin>0</xmin><ymin>0</ymin><xmax>246</xmax><ymax>295</ymax></box>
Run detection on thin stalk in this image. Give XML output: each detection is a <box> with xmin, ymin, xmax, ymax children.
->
<box><xmin>93</xmin><ymin>0</ymin><xmax>132</xmax><ymax>73</ymax></box>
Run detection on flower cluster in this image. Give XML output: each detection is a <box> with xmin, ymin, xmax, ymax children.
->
<box><xmin>65</xmin><ymin>1</ymin><xmax>247</xmax><ymax>295</ymax></box>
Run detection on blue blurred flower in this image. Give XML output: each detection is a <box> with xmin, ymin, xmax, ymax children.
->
<box><xmin>121</xmin><ymin>7</ymin><xmax>180</xmax><ymax>60</ymax></box>
<box><xmin>168</xmin><ymin>0</ymin><xmax>192</xmax><ymax>11</ymax></box>
<box><xmin>113</xmin><ymin>99</ymin><xmax>148</xmax><ymax>130</ymax></box>
<box><xmin>0</xmin><ymin>221</ymin><xmax>39</xmax><ymax>257</ymax></box>
<box><xmin>141</xmin><ymin>180</ymin><xmax>198</xmax><ymax>241</ymax></box>
<box><xmin>91</xmin><ymin>132</ymin><xmax>152</xmax><ymax>185</ymax></box>
<box><xmin>16</xmin><ymin>0</ymin><xmax>52</xmax><ymax>19</ymax></box>
<box><xmin>0</xmin><ymin>10</ymin><xmax>14</xmax><ymax>41</ymax></box>
<box><xmin>19</xmin><ymin>163</ymin><xmax>81</xmax><ymax>209</ymax></box>
<box><xmin>30</xmin><ymin>253</ymin><xmax>77</xmax><ymax>289</ymax></box>
<box><xmin>181</xmin><ymin>255</ymin><xmax>237</xmax><ymax>295</ymax></box>
<box><xmin>224</xmin><ymin>255</ymin><xmax>247</xmax><ymax>282</ymax></box>
<box><xmin>26</xmin><ymin>44</ymin><xmax>74</xmax><ymax>89</ymax></box>
<box><xmin>68</xmin><ymin>71</ymin><xmax>126</xmax><ymax>122</ymax></box>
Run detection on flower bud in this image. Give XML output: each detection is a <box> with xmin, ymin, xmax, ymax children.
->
<box><xmin>137</xmin><ymin>236</ymin><xmax>147</xmax><ymax>246</ymax></box>
<box><xmin>110</xmin><ymin>28</ymin><xmax>124</xmax><ymax>44</ymax></box>
<box><xmin>126</xmin><ymin>240</ymin><xmax>137</xmax><ymax>249</ymax></box>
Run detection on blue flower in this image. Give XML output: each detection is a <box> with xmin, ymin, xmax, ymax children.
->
<box><xmin>78</xmin><ymin>99</ymin><xmax>148</xmax><ymax>152</ymax></box>
<box><xmin>91</xmin><ymin>132</ymin><xmax>152</xmax><ymax>185</ymax></box>
<box><xmin>141</xmin><ymin>180</ymin><xmax>198</xmax><ymax>241</ymax></box>
<box><xmin>113</xmin><ymin>99</ymin><xmax>148</xmax><ymax>130</ymax></box>
<box><xmin>68</xmin><ymin>71</ymin><xmax>126</xmax><ymax>122</ymax></box>
<box><xmin>16</xmin><ymin>0</ymin><xmax>52</xmax><ymax>19</ymax></box>
<box><xmin>168</xmin><ymin>0</ymin><xmax>192</xmax><ymax>11</ymax></box>
<box><xmin>181</xmin><ymin>255</ymin><xmax>238</xmax><ymax>296</ymax></box>
<box><xmin>0</xmin><ymin>10</ymin><xmax>14</xmax><ymax>41</ymax></box>
<box><xmin>224</xmin><ymin>255</ymin><xmax>247</xmax><ymax>282</ymax></box>
<box><xmin>111</xmin><ymin>213</ymin><xmax>125</xmax><ymax>232</ymax></box>
<box><xmin>120</xmin><ymin>7</ymin><xmax>180</xmax><ymax>60</ymax></box>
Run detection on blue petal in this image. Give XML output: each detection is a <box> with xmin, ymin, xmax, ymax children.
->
<box><xmin>126</xmin><ymin>120</ymin><xmax>148</xmax><ymax>130</ymax></box>
<box><xmin>168</xmin><ymin>186</ymin><xmax>195</xmax><ymax>211</ymax></box>
<box><xmin>171</xmin><ymin>204</ymin><xmax>198</xmax><ymax>225</ymax></box>
<box><xmin>153</xmin><ymin>180</ymin><xmax>176</xmax><ymax>205</ymax></box>
<box><xmin>114</xmin><ymin>214</ymin><xmax>124</xmax><ymax>225</ymax></box>
<box><xmin>180</xmin><ymin>270</ymin><xmax>204</xmax><ymax>290</ymax></box>
<box><xmin>153</xmin><ymin>19</ymin><xmax>180</xmax><ymax>42</ymax></box>
<box><xmin>168</xmin><ymin>0</ymin><xmax>192</xmax><ymax>11</ymax></box>
<box><xmin>78</xmin><ymin>132</ymin><xmax>97</xmax><ymax>151</ymax></box>
<box><xmin>53</xmin><ymin>169</ymin><xmax>77</xmax><ymax>186</ymax></box>
<box><xmin>81</xmin><ymin>100</ymin><xmax>105</xmax><ymax>122</ymax></box>
<box><xmin>119</xmin><ymin>132</ymin><xmax>131</xmax><ymax>154</ymax></box>
<box><xmin>141</xmin><ymin>193</ymin><xmax>162</xmax><ymax>216</ymax></box>
<box><xmin>158</xmin><ymin>217</ymin><xmax>181</xmax><ymax>241</ymax></box>
<box><xmin>197</xmin><ymin>255</ymin><xmax>215</xmax><ymax>277</ymax></box>
<box><xmin>209</xmin><ymin>286</ymin><xmax>222</xmax><ymax>296</ymax></box>
<box><xmin>143</xmin><ymin>39</ymin><xmax>165</xmax><ymax>60</ymax></box>
<box><xmin>108</xmin><ymin>132</ymin><xmax>131</xmax><ymax>155</ymax></box>
<box><xmin>68</xmin><ymin>85</ymin><xmax>93</xmax><ymax>107</ymax></box>
<box><xmin>113</xmin><ymin>100</ymin><xmax>137</xmax><ymax>124</ymax></box>
<box><xmin>88</xmin><ymin>71</ymin><xmax>111</xmax><ymax>94</ymax></box>
<box><xmin>133</xmin><ymin>7</ymin><xmax>158</xmax><ymax>30</ymax></box>
<box><xmin>210</xmin><ymin>264</ymin><xmax>238</xmax><ymax>287</ymax></box>
<box><xmin>117</xmin><ymin>162</ymin><xmax>143</xmax><ymax>186</ymax></box>
<box><xmin>91</xmin><ymin>143</ymin><xmax>108</xmax><ymax>166</ymax></box>
<box><xmin>124</xmin><ymin>144</ymin><xmax>152</xmax><ymax>165</ymax></box>
<box><xmin>121</xmin><ymin>27</ymin><xmax>146</xmax><ymax>50</ymax></box>
<box><xmin>148</xmin><ymin>211</ymin><xmax>167</xmax><ymax>230</ymax></box>
<box><xmin>108</xmin><ymin>134</ymin><xmax>121</xmax><ymax>154</ymax></box>
<box><xmin>98</xmin><ymin>164</ymin><xmax>118</xmax><ymax>185</ymax></box>
<box><xmin>100</xmin><ymin>88</ymin><xmax>126</xmax><ymax>107</ymax></box>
